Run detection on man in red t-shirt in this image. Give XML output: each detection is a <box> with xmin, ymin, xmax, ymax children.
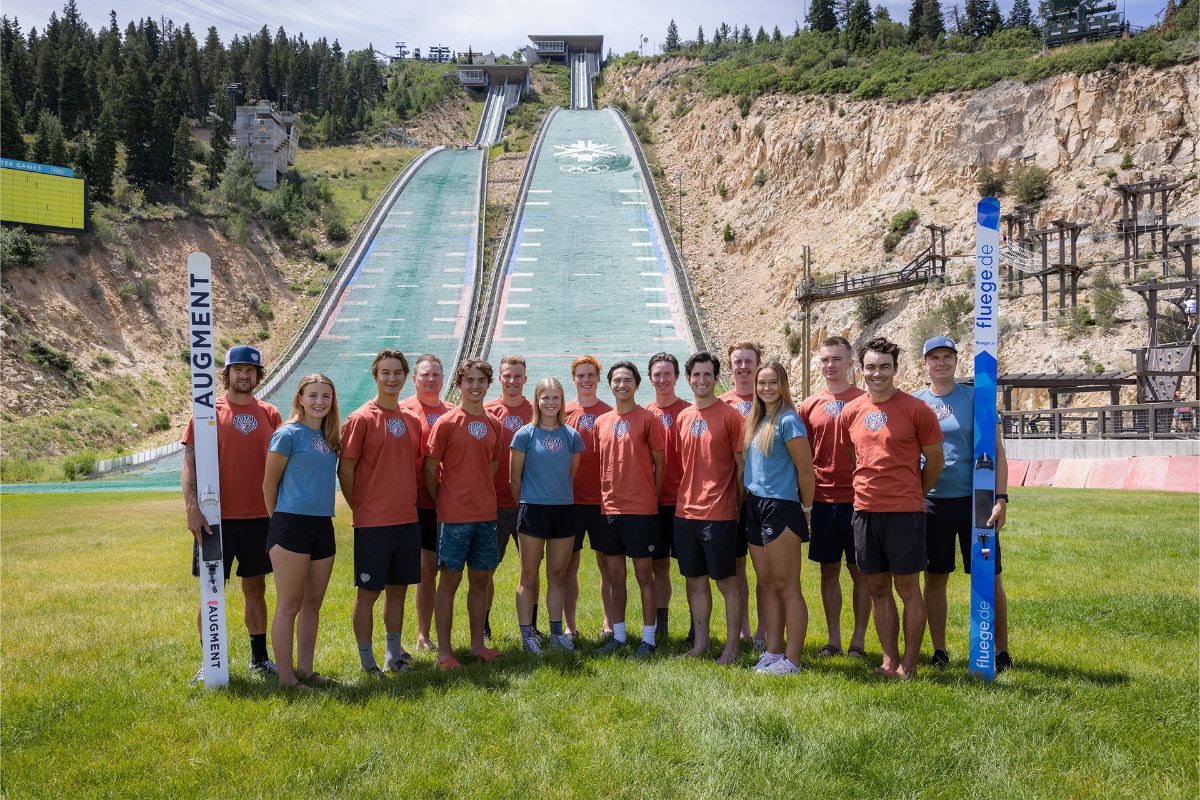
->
<box><xmin>719</xmin><ymin>340</ymin><xmax>761</xmax><ymax>647</ymax></box>
<box><xmin>400</xmin><ymin>353</ymin><xmax>453</xmax><ymax>652</ymax></box>
<box><xmin>593</xmin><ymin>361</ymin><xmax>666</xmax><ymax>658</ymax></box>
<box><xmin>646</xmin><ymin>352</ymin><xmax>690</xmax><ymax>641</ymax></box>
<box><xmin>840</xmin><ymin>337</ymin><xmax>944</xmax><ymax>680</ymax></box>
<box><xmin>564</xmin><ymin>355</ymin><xmax>613</xmax><ymax>642</ymax></box>
<box><xmin>484</xmin><ymin>354</ymin><xmax>534</xmax><ymax>641</ymax></box>
<box><xmin>424</xmin><ymin>359</ymin><xmax>504</xmax><ymax>669</ymax></box>
<box><xmin>182</xmin><ymin>344</ymin><xmax>281</xmax><ymax>680</ymax></box>
<box><xmin>338</xmin><ymin>350</ymin><xmax>423</xmax><ymax>676</ymax></box>
<box><xmin>676</xmin><ymin>351</ymin><xmax>746</xmax><ymax>665</ymax></box>
<box><xmin>797</xmin><ymin>335</ymin><xmax>871</xmax><ymax>659</ymax></box>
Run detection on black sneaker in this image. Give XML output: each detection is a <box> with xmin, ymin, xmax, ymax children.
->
<box><xmin>931</xmin><ymin>649</ymin><xmax>950</xmax><ymax>669</ymax></box>
<box><xmin>996</xmin><ymin>651</ymin><xmax>1013</xmax><ymax>673</ymax></box>
<box><xmin>630</xmin><ymin>641</ymin><xmax>657</xmax><ymax>660</ymax></box>
<box><xmin>249</xmin><ymin>658</ymin><xmax>278</xmax><ymax>676</ymax></box>
<box><xmin>594</xmin><ymin>636</ymin><xmax>626</xmax><ymax>656</ymax></box>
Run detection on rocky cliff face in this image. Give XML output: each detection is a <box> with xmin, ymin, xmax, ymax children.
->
<box><xmin>601</xmin><ymin>60</ymin><xmax>1198</xmax><ymax>400</ymax></box>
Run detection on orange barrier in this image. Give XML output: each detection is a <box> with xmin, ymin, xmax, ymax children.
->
<box><xmin>1162</xmin><ymin>455</ymin><xmax>1200</xmax><ymax>493</ymax></box>
<box><xmin>1123</xmin><ymin>456</ymin><xmax>1172</xmax><ymax>490</ymax></box>
<box><xmin>1024</xmin><ymin>459</ymin><xmax>1060</xmax><ymax>487</ymax></box>
<box><xmin>1084</xmin><ymin>459</ymin><xmax>1130</xmax><ymax>490</ymax></box>
<box><xmin>1053</xmin><ymin>459</ymin><xmax>1093</xmax><ymax>489</ymax></box>
<box><xmin>1007</xmin><ymin>460</ymin><xmax>1030</xmax><ymax>487</ymax></box>
<box><xmin>1008</xmin><ymin>456</ymin><xmax>1198</xmax><ymax>493</ymax></box>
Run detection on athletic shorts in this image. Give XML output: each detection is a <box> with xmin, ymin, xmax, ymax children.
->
<box><xmin>517</xmin><ymin>503</ymin><xmax>575</xmax><ymax>539</ymax></box>
<box><xmin>574</xmin><ymin>504</ymin><xmax>607</xmax><ymax>554</ymax></box>
<box><xmin>925</xmin><ymin>496</ymin><xmax>1003</xmax><ymax>575</ymax></box>
<box><xmin>438</xmin><ymin>520</ymin><xmax>499</xmax><ymax>572</ymax></box>
<box><xmin>605</xmin><ymin>514</ymin><xmax>659</xmax><ymax>559</ymax></box>
<box><xmin>267</xmin><ymin>512</ymin><xmax>336</xmax><ymax>560</ymax></box>
<box><xmin>745</xmin><ymin>494</ymin><xmax>809</xmax><ymax>547</ymax></box>
<box><xmin>192</xmin><ymin>517</ymin><xmax>272</xmax><ymax>581</ymax></box>
<box><xmin>674</xmin><ymin>517</ymin><xmax>738</xmax><ymax>581</ymax></box>
<box><xmin>851</xmin><ymin>510</ymin><xmax>926</xmax><ymax>576</ymax></box>
<box><xmin>655</xmin><ymin>505</ymin><xmax>676</xmax><ymax>559</ymax></box>
<box><xmin>354</xmin><ymin>523</ymin><xmax>421</xmax><ymax>590</ymax></box>
<box><xmin>496</xmin><ymin>506</ymin><xmax>519</xmax><ymax>561</ymax></box>
<box><xmin>418</xmin><ymin>507</ymin><xmax>438</xmax><ymax>552</ymax></box>
<box><xmin>808</xmin><ymin>502</ymin><xmax>856</xmax><ymax>565</ymax></box>
<box><xmin>735</xmin><ymin>500</ymin><xmax>750</xmax><ymax>558</ymax></box>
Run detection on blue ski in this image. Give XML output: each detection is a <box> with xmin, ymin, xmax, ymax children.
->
<box><xmin>970</xmin><ymin>198</ymin><xmax>1001</xmax><ymax>681</ymax></box>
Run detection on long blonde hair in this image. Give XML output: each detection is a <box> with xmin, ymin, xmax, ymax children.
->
<box><xmin>288</xmin><ymin>373</ymin><xmax>341</xmax><ymax>452</ymax></box>
<box><xmin>532</xmin><ymin>377</ymin><xmax>565</xmax><ymax>427</ymax></box>
<box><xmin>745</xmin><ymin>361</ymin><xmax>797</xmax><ymax>457</ymax></box>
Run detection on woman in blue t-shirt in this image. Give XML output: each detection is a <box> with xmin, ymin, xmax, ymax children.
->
<box><xmin>263</xmin><ymin>373</ymin><xmax>341</xmax><ymax>689</ymax></box>
<box><xmin>509</xmin><ymin>377</ymin><xmax>585</xmax><ymax>653</ymax></box>
<box><xmin>744</xmin><ymin>361</ymin><xmax>815</xmax><ymax>676</ymax></box>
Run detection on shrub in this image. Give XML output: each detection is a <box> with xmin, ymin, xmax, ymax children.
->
<box><xmin>1012</xmin><ymin>165</ymin><xmax>1051</xmax><ymax>205</ymax></box>
<box><xmin>753</xmin><ymin>120</ymin><xmax>766</xmax><ymax>139</ymax></box>
<box><xmin>786</xmin><ymin>331</ymin><xmax>802</xmax><ymax>355</ymax></box>
<box><xmin>717</xmin><ymin>181</ymin><xmax>728</xmax><ymax>198</ymax></box>
<box><xmin>737</xmin><ymin>95</ymin><xmax>752</xmax><ymax>118</ymax></box>
<box><xmin>723</xmin><ymin>223</ymin><xmax>735</xmax><ymax>242</ymax></box>
<box><xmin>62</xmin><ymin>451</ymin><xmax>97</xmax><ymax>481</ymax></box>
<box><xmin>753</xmin><ymin>168</ymin><xmax>767</xmax><ymax>187</ymax></box>
<box><xmin>94</xmin><ymin>352</ymin><xmax>115</xmax><ymax>367</ymax></box>
<box><xmin>1091</xmin><ymin>266</ymin><xmax>1122</xmax><ymax>328</ymax></box>
<box><xmin>856</xmin><ymin>292</ymin><xmax>887</xmax><ymax>327</ymax></box>
<box><xmin>0</xmin><ymin>227</ymin><xmax>46</xmax><ymax>270</ymax></box>
<box><xmin>324</xmin><ymin>214</ymin><xmax>348</xmax><ymax>242</ymax></box>
<box><xmin>1120</xmin><ymin>152</ymin><xmax>1134</xmax><ymax>170</ymax></box>
<box><xmin>937</xmin><ymin>293</ymin><xmax>973</xmax><ymax>339</ymax></box>
<box><xmin>883</xmin><ymin>209</ymin><xmax>919</xmax><ymax>252</ymax></box>
<box><xmin>148</xmin><ymin>411</ymin><xmax>171</xmax><ymax>432</ymax></box>
<box><xmin>977</xmin><ymin>164</ymin><xmax>1008</xmax><ymax>197</ymax></box>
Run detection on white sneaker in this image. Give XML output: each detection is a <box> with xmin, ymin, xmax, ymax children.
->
<box><xmin>522</xmin><ymin>635</ymin><xmax>544</xmax><ymax>654</ymax></box>
<box><xmin>763</xmin><ymin>657</ymin><xmax>803</xmax><ymax>675</ymax></box>
<box><xmin>549</xmin><ymin>633</ymin><xmax>576</xmax><ymax>651</ymax></box>
<box><xmin>753</xmin><ymin>652</ymin><xmax>784</xmax><ymax>673</ymax></box>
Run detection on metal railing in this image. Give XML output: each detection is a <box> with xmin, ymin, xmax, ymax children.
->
<box><xmin>1001</xmin><ymin>401</ymin><xmax>1200</xmax><ymax>440</ymax></box>
<box><xmin>796</xmin><ymin>246</ymin><xmax>946</xmax><ymax>301</ymax></box>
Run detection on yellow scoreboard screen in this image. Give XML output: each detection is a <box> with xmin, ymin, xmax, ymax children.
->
<box><xmin>0</xmin><ymin>159</ymin><xmax>88</xmax><ymax>233</ymax></box>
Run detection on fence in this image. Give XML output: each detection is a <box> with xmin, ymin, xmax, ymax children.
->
<box><xmin>1002</xmin><ymin>401</ymin><xmax>1200</xmax><ymax>440</ymax></box>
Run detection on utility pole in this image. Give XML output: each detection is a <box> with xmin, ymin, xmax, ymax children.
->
<box><xmin>676</xmin><ymin>172</ymin><xmax>684</xmax><ymax>262</ymax></box>
<box><xmin>801</xmin><ymin>245</ymin><xmax>812</xmax><ymax>397</ymax></box>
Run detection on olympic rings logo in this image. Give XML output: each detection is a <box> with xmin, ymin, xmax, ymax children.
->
<box><xmin>559</xmin><ymin>164</ymin><xmax>611</xmax><ymax>174</ymax></box>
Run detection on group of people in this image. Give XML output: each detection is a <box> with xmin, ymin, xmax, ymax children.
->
<box><xmin>183</xmin><ymin>334</ymin><xmax>1012</xmax><ymax>689</ymax></box>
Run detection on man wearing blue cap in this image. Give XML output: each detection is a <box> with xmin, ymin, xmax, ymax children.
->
<box><xmin>915</xmin><ymin>336</ymin><xmax>1011</xmax><ymax>673</ymax></box>
<box><xmin>183</xmin><ymin>344</ymin><xmax>282</xmax><ymax>681</ymax></box>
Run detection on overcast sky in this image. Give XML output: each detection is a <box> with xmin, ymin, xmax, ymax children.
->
<box><xmin>3</xmin><ymin>0</ymin><xmax>1169</xmax><ymax>55</ymax></box>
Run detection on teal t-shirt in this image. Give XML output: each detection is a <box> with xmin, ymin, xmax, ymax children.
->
<box><xmin>268</xmin><ymin>421</ymin><xmax>338</xmax><ymax>517</ymax></box>
<box><xmin>914</xmin><ymin>383</ymin><xmax>973</xmax><ymax>498</ymax></box>
<box><xmin>510</xmin><ymin>423</ymin><xmax>585</xmax><ymax>505</ymax></box>
<box><xmin>744</xmin><ymin>410</ymin><xmax>808</xmax><ymax>501</ymax></box>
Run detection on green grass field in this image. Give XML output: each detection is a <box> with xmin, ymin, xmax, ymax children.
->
<box><xmin>2</xmin><ymin>488</ymin><xmax>1196</xmax><ymax>798</ymax></box>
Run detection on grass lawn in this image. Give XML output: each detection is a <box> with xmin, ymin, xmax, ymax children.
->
<box><xmin>293</xmin><ymin>144</ymin><xmax>423</xmax><ymax>231</ymax></box>
<box><xmin>2</xmin><ymin>487</ymin><xmax>1196</xmax><ymax>798</ymax></box>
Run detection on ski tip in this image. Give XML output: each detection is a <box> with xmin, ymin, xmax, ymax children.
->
<box><xmin>187</xmin><ymin>252</ymin><xmax>211</xmax><ymax>271</ymax></box>
<box><xmin>977</xmin><ymin>197</ymin><xmax>1001</xmax><ymax>230</ymax></box>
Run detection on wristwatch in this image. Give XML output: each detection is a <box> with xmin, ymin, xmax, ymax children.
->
<box><xmin>995</xmin><ymin>493</ymin><xmax>1009</xmax><ymax>502</ymax></box>
<box><xmin>801</xmin><ymin>505</ymin><xmax>813</xmax><ymax>514</ymax></box>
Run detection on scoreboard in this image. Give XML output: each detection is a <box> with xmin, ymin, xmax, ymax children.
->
<box><xmin>0</xmin><ymin>159</ymin><xmax>89</xmax><ymax>233</ymax></box>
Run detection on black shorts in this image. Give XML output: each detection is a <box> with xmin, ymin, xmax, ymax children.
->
<box><xmin>354</xmin><ymin>523</ymin><xmax>421</xmax><ymax>590</ymax></box>
<box><xmin>745</xmin><ymin>495</ymin><xmax>809</xmax><ymax>547</ymax></box>
<box><xmin>574</xmin><ymin>504</ymin><xmax>607</xmax><ymax>553</ymax></box>
<box><xmin>191</xmin><ymin>517</ymin><xmax>272</xmax><ymax>581</ymax></box>
<box><xmin>267</xmin><ymin>512</ymin><xmax>336</xmax><ymax>560</ymax></box>
<box><xmin>735</xmin><ymin>500</ymin><xmax>749</xmax><ymax>558</ymax></box>
<box><xmin>605</xmin><ymin>514</ymin><xmax>659</xmax><ymax>559</ymax></box>
<box><xmin>674</xmin><ymin>517</ymin><xmax>738</xmax><ymax>581</ymax></box>
<box><xmin>852</xmin><ymin>510</ymin><xmax>926</xmax><ymax>576</ymax></box>
<box><xmin>517</xmin><ymin>503</ymin><xmax>575</xmax><ymax>539</ymax></box>
<box><xmin>808</xmin><ymin>502</ymin><xmax>856</xmax><ymax>565</ymax></box>
<box><xmin>496</xmin><ymin>506</ymin><xmax>519</xmax><ymax>560</ymax></box>
<box><xmin>926</xmin><ymin>496</ymin><xmax>1003</xmax><ymax>576</ymax></box>
<box><xmin>418</xmin><ymin>507</ymin><xmax>438</xmax><ymax>552</ymax></box>
<box><xmin>655</xmin><ymin>505</ymin><xmax>675</xmax><ymax>560</ymax></box>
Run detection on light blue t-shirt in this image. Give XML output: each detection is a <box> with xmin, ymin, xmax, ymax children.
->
<box><xmin>268</xmin><ymin>421</ymin><xmax>338</xmax><ymax>516</ymax></box>
<box><xmin>510</xmin><ymin>423</ymin><xmax>585</xmax><ymax>505</ymax></box>
<box><xmin>744</xmin><ymin>410</ymin><xmax>808</xmax><ymax>502</ymax></box>
<box><xmin>914</xmin><ymin>383</ymin><xmax>973</xmax><ymax>498</ymax></box>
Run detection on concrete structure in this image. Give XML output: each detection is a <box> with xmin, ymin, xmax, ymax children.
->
<box><xmin>1006</xmin><ymin>438</ymin><xmax>1198</xmax><ymax>460</ymax></box>
<box><xmin>458</xmin><ymin>64</ymin><xmax>530</xmax><ymax>93</ymax></box>
<box><xmin>232</xmin><ymin>102</ymin><xmax>300</xmax><ymax>190</ymax></box>
<box><xmin>522</xmin><ymin>34</ymin><xmax>603</xmax><ymax>64</ymax></box>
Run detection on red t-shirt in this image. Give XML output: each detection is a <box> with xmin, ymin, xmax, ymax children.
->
<box><xmin>340</xmin><ymin>400</ymin><xmax>422</xmax><ymax>527</ymax></box>
<box><xmin>839</xmin><ymin>390</ymin><xmax>944</xmax><ymax>513</ymax></box>
<box><xmin>485</xmin><ymin>397</ymin><xmax>534</xmax><ymax>509</ymax></box>
<box><xmin>798</xmin><ymin>386</ymin><xmax>866</xmax><ymax>504</ymax></box>
<box><xmin>595</xmin><ymin>405</ymin><xmax>666</xmax><ymax>516</ymax></box>
<box><xmin>645</xmin><ymin>397</ymin><xmax>691</xmax><ymax>506</ymax></box>
<box><xmin>401</xmin><ymin>395</ymin><xmax>453</xmax><ymax>509</ymax></box>
<box><xmin>676</xmin><ymin>401</ymin><xmax>745</xmax><ymax>521</ymax></box>
<box><xmin>720</xmin><ymin>389</ymin><xmax>755</xmax><ymax>418</ymax></box>
<box><xmin>427</xmin><ymin>406</ymin><xmax>503</xmax><ymax>523</ymax></box>
<box><xmin>565</xmin><ymin>399</ymin><xmax>612</xmax><ymax>506</ymax></box>
<box><xmin>182</xmin><ymin>395</ymin><xmax>281</xmax><ymax>520</ymax></box>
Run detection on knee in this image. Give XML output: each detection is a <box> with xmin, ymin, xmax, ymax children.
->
<box><xmin>439</xmin><ymin>570</ymin><xmax>463</xmax><ymax>592</ymax></box>
<box><xmin>468</xmin><ymin>571</ymin><xmax>492</xmax><ymax>591</ymax></box>
<box><xmin>242</xmin><ymin>577</ymin><xmax>267</xmax><ymax>600</ymax></box>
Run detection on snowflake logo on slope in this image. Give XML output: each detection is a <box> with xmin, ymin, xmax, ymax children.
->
<box><xmin>553</xmin><ymin>140</ymin><xmax>616</xmax><ymax>163</ymax></box>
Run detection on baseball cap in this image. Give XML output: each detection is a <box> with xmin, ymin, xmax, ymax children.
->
<box><xmin>922</xmin><ymin>336</ymin><xmax>958</xmax><ymax>357</ymax></box>
<box><xmin>225</xmin><ymin>344</ymin><xmax>263</xmax><ymax>367</ymax></box>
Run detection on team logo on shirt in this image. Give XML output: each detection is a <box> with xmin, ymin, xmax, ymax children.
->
<box><xmin>689</xmin><ymin>418</ymin><xmax>708</xmax><ymax>437</ymax></box>
<box><xmin>734</xmin><ymin>401</ymin><xmax>752</xmax><ymax>417</ymax></box>
<box><xmin>864</xmin><ymin>411</ymin><xmax>888</xmax><ymax>431</ymax></box>
<box><xmin>932</xmin><ymin>403</ymin><xmax>953</xmax><ymax>421</ymax></box>
<box><xmin>311</xmin><ymin>436</ymin><xmax>332</xmax><ymax>455</ymax></box>
<box><xmin>386</xmin><ymin>418</ymin><xmax>408</xmax><ymax>438</ymax></box>
<box><xmin>544</xmin><ymin>435</ymin><xmax>564</xmax><ymax>453</ymax></box>
<box><xmin>823</xmin><ymin>400</ymin><xmax>845</xmax><ymax>417</ymax></box>
<box><xmin>578</xmin><ymin>414</ymin><xmax>596</xmax><ymax>431</ymax></box>
<box><xmin>614</xmin><ymin>420</ymin><xmax>630</xmax><ymax>438</ymax></box>
<box><xmin>658</xmin><ymin>414</ymin><xmax>673</xmax><ymax>429</ymax></box>
<box><xmin>426</xmin><ymin>412</ymin><xmax>442</xmax><ymax>425</ymax></box>
<box><xmin>503</xmin><ymin>415</ymin><xmax>524</xmax><ymax>432</ymax></box>
<box><xmin>232</xmin><ymin>414</ymin><xmax>258</xmax><ymax>434</ymax></box>
<box><xmin>468</xmin><ymin>421</ymin><xmax>488</xmax><ymax>440</ymax></box>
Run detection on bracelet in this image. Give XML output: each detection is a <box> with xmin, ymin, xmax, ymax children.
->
<box><xmin>996</xmin><ymin>493</ymin><xmax>1009</xmax><ymax>502</ymax></box>
<box><xmin>801</xmin><ymin>505</ymin><xmax>813</xmax><ymax>514</ymax></box>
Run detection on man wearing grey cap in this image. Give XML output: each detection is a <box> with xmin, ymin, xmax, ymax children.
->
<box><xmin>915</xmin><ymin>336</ymin><xmax>1012</xmax><ymax>673</ymax></box>
<box><xmin>182</xmin><ymin>344</ymin><xmax>282</xmax><ymax>681</ymax></box>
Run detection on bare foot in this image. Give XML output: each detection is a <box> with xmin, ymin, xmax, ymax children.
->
<box><xmin>684</xmin><ymin>641</ymin><xmax>710</xmax><ymax>658</ymax></box>
<box><xmin>896</xmin><ymin>663</ymin><xmax>917</xmax><ymax>680</ymax></box>
<box><xmin>715</xmin><ymin>646</ymin><xmax>740</xmax><ymax>665</ymax></box>
<box><xmin>875</xmin><ymin>665</ymin><xmax>900</xmax><ymax>679</ymax></box>
<box><xmin>415</xmin><ymin>637</ymin><xmax>434</xmax><ymax>652</ymax></box>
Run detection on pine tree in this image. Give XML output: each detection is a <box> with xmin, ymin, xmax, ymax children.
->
<box><xmin>846</xmin><ymin>0</ymin><xmax>876</xmax><ymax>51</ymax></box>
<box><xmin>987</xmin><ymin>0</ymin><xmax>1004</xmax><ymax>34</ymax></box>
<box><xmin>118</xmin><ymin>38</ymin><xmax>157</xmax><ymax>186</ymax></box>
<box><xmin>809</xmin><ymin>0</ymin><xmax>839</xmax><ymax>32</ymax></box>
<box><xmin>772</xmin><ymin>25</ymin><xmax>784</xmax><ymax>41</ymax></box>
<box><xmin>90</xmin><ymin>105</ymin><xmax>117</xmax><ymax>199</ymax></box>
<box><xmin>741</xmin><ymin>24</ymin><xmax>752</xmax><ymax>43</ymax></box>
<box><xmin>32</xmin><ymin>110</ymin><xmax>68</xmax><ymax>166</ymax></box>
<box><xmin>665</xmin><ymin>19</ymin><xmax>680</xmax><ymax>51</ymax></box>
<box><xmin>696</xmin><ymin>25</ymin><xmax>706</xmax><ymax>47</ymax></box>
<box><xmin>965</xmin><ymin>0</ymin><xmax>990</xmax><ymax>37</ymax></box>
<box><xmin>755</xmin><ymin>26</ymin><xmax>769</xmax><ymax>43</ymax></box>
<box><xmin>207</xmin><ymin>95</ymin><xmax>232</xmax><ymax>189</ymax></box>
<box><xmin>1007</xmin><ymin>0</ymin><xmax>1035</xmax><ymax>29</ymax></box>
<box><xmin>922</xmin><ymin>0</ymin><xmax>947</xmax><ymax>39</ymax></box>
<box><xmin>909</xmin><ymin>0</ymin><xmax>928</xmax><ymax>42</ymax></box>
<box><xmin>171</xmin><ymin>115</ymin><xmax>193</xmax><ymax>192</ymax></box>
<box><xmin>74</xmin><ymin>134</ymin><xmax>92</xmax><ymax>183</ymax></box>
<box><xmin>0</xmin><ymin>74</ymin><xmax>27</xmax><ymax>160</ymax></box>
<box><xmin>57</xmin><ymin>43</ymin><xmax>89</xmax><ymax>134</ymax></box>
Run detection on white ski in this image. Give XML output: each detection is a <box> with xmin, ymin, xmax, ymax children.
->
<box><xmin>188</xmin><ymin>252</ymin><xmax>229</xmax><ymax>688</ymax></box>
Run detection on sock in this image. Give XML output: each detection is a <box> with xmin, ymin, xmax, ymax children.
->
<box><xmin>357</xmin><ymin>642</ymin><xmax>377</xmax><ymax>671</ymax></box>
<box><xmin>613</xmin><ymin>621</ymin><xmax>627</xmax><ymax>643</ymax></box>
<box><xmin>655</xmin><ymin>607</ymin><xmax>669</xmax><ymax>637</ymax></box>
<box><xmin>249</xmin><ymin>633</ymin><xmax>269</xmax><ymax>664</ymax></box>
<box><xmin>520</xmin><ymin>624</ymin><xmax>535</xmax><ymax>639</ymax></box>
<box><xmin>485</xmin><ymin>610</ymin><xmax>492</xmax><ymax>632</ymax></box>
<box><xmin>642</xmin><ymin>625</ymin><xmax>656</xmax><ymax>646</ymax></box>
<box><xmin>550</xmin><ymin>620</ymin><xmax>563</xmax><ymax>636</ymax></box>
<box><xmin>385</xmin><ymin>632</ymin><xmax>403</xmax><ymax>663</ymax></box>
<box><xmin>532</xmin><ymin>603</ymin><xmax>539</xmax><ymax>629</ymax></box>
